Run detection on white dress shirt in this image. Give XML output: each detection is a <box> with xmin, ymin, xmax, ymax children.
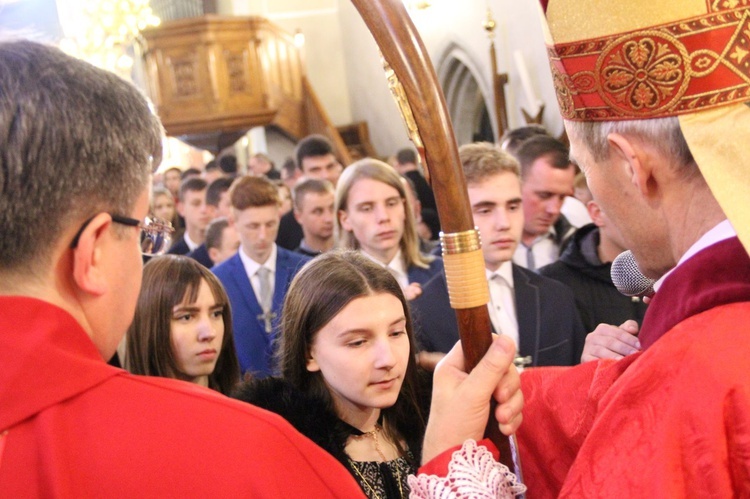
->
<box><xmin>486</xmin><ymin>261</ymin><xmax>519</xmax><ymax>348</ymax></box>
<box><xmin>361</xmin><ymin>249</ymin><xmax>410</xmax><ymax>290</ymax></box>
<box><xmin>183</xmin><ymin>232</ymin><xmax>200</xmax><ymax>253</ymax></box>
<box><xmin>239</xmin><ymin>243</ymin><xmax>278</xmax><ymax>305</ymax></box>
<box><xmin>513</xmin><ymin>229</ymin><xmax>558</xmax><ymax>271</ymax></box>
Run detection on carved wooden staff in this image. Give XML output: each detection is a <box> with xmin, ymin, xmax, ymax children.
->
<box><xmin>350</xmin><ymin>0</ymin><xmax>521</xmax><ymax>477</ymax></box>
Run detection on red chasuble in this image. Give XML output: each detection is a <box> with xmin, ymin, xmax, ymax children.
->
<box><xmin>518</xmin><ymin>237</ymin><xmax>750</xmax><ymax>497</ymax></box>
<box><xmin>0</xmin><ymin>297</ymin><xmax>367</xmax><ymax>497</ymax></box>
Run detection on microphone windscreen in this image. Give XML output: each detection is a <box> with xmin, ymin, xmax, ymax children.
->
<box><xmin>611</xmin><ymin>250</ymin><xmax>656</xmax><ymax>297</ymax></box>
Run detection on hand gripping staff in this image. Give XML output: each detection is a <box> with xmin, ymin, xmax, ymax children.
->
<box><xmin>350</xmin><ymin>0</ymin><xmax>522</xmax><ymax>481</ymax></box>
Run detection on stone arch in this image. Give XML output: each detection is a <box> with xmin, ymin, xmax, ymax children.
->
<box><xmin>436</xmin><ymin>43</ymin><xmax>495</xmax><ymax>145</ymax></box>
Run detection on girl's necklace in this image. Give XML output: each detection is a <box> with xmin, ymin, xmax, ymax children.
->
<box><xmin>348</xmin><ymin>424</ymin><xmax>404</xmax><ymax>499</ymax></box>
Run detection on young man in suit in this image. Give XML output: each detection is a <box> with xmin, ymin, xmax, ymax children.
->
<box><xmin>186</xmin><ymin>177</ymin><xmax>234</xmax><ymax>267</ymax></box>
<box><xmin>412</xmin><ymin>143</ymin><xmax>586</xmax><ymax>366</ymax></box>
<box><xmin>205</xmin><ymin>217</ymin><xmax>240</xmax><ymax>266</ymax></box>
<box><xmin>168</xmin><ymin>177</ymin><xmax>210</xmax><ymax>255</ymax></box>
<box><xmin>511</xmin><ymin>135</ymin><xmax>578</xmax><ymax>271</ymax></box>
<box><xmin>276</xmin><ymin>134</ymin><xmax>344</xmax><ymax>250</ymax></box>
<box><xmin>212</xmin><ymin>176</ymin><xmax>310</xmax><ymax>376</ymax></box>
<box><xmin>292</xmin><ymin>178</ymin><xmax>336</xmax><ymax>257</ymax></box>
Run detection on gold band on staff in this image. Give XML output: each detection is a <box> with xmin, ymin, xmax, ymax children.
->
<box><xmin>440</xmin><ymin>228</ymin><xmax>490</xmax><ymax>309</ymax></box>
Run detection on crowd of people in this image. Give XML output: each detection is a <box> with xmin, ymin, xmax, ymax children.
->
<box><xmin>3</xmin><ymin>0</ymin><xmax>750</xmax><ymax>495</ymax></box>
<box><xmin>112</xmin><ymin>119</ymin><xmax>649</xmax><ymax>497</ymax></box>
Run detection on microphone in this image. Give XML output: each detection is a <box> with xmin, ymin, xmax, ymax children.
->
<box><xmin>611</xmin><ymin>250</ymin><xmax>656</xmax><ymax>298</ymax></box>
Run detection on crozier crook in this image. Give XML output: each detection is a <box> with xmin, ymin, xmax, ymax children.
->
<box><xmin>350</xmin><ymin>0</ymin><xmax>522</xmax><ymax>478</ymax></box>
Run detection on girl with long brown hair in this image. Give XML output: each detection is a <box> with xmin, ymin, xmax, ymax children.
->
<box><xmin>126</xmin><ymin>255</ymin><xmax>240</xmax><ymax>394</ymax></box>
<box><xmin>234</xmin><ymin>250</ymin><xmax>429</xmax><ymax>498</ymax></box>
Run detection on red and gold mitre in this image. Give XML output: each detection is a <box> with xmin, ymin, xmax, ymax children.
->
<box><xmin>541</xmin><ymin>0</ymin><xmax>750</xmax><ymax>121</ymax></box>
<box><xmin>540</xmin><ymin>0</ymin><xmax>750</xmax><ymax>254</ymax></box>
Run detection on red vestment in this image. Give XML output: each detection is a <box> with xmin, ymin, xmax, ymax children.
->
<box><xmin>0</xmin><ymin>297</ymin><xmax>367</xmax><ymax>497</ymax></box>
<box><xmin>517</xmin><ymin>237</ymin><xmax>750</xmax><ymax>497</ymax></box>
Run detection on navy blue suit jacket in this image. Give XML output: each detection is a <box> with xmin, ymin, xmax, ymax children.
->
<box><xmin>167</xmin><ymin>235</ymin><xmax>190</xmax><ymax>256</ymax></box>
<box><xmin>213</xmin><ymin>248</ymin><xmax>310</xmax><ymax>377</ymax></box>
<box><xmin>187</xmin><ymin>244</ymin><xmax>214</xmax><ymax>269</ymax></box>
<box><xmin>407</xmin><ymin>257</ymin><xmax>444</xmax><ymax>287</ymax></box>
<box><xmin>410</xmin><ymin>263</ymin><xmax>586</xmax><ymax>366</ymax></box>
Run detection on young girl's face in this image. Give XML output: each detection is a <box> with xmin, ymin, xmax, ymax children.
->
<box><xmin>278</xmin><ymin>185</ymin><xmax>293</xmax><ymax>215</ymax></box>
<box><xmin>306</xmin><ymin>292</ymin><xmax>410</xmax><ymax>421</ymax></box>
<box><xmin>339</xmin><ymin>178</ymin><xmax>405</xmax><ymax>262</ymax></box>
<box><xmin>152</xmin><ymin>192</ymin><xmax>175</xmax><ymax>222</ymax></box>
<box><xmin>170</xmin><ymin>279</ymin><xmax>225</xmax><ymax>386</ymax></box>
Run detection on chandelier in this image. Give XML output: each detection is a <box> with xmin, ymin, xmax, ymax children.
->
<box><xmin>59</xmin><ymin>0</ymin><xmax>160</xmax><ymax>80</ymax></box>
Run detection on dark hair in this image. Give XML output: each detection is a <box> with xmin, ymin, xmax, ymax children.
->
<box><xmin>181</xmin><ymin>167</ymin><xmax>202</xmax><ymax>180</ymax></box>
<box><xmin>500</xmin><ymin>125</ymin><xmax>550</xmax><ymax>156</ymax></box>
<box><xmin>0</xmin><ymin>41</ymin><xmax>161</xmax><ymax>274</ymax></box>
<box><xmin>219</xmin><ymin>154</ymin><xmax>238</xmax><ymax>175</ymax></box>
<box><xmin>204</xmin><ymin>160</ymin><xmax>220</xmax><ymax>172</ymax></box>
<box><xmin>279</xmin><ymin>250</ymin><xmax>426</xmax><ymax>458</ymax></box>
<box><xmin>126</xmin><ymin>255</ymin><xmax>240</xmax><ymax>394</ymax></box>
<box><xmin>179</xmin><ymin>177</ymin><xmax>208</xmax><ymax>202</ymax></box>
<box><xmin>514</xmin><ymin>135</ymin><xmax>572</xmax><ymax>179</ymax></box>
<box><xmin>292</xmin><ymin>178</ymin><xmax>334</xmax><ymax>211</ymax></box>
<box><xmin>281</xmin><ymin>156</ymin><xmax>297</xmax><ymax>178</ymax></box>
<box><xmin>295</xmin><ymin>134</ymin><xmax>334</xmax><ymax>172</ymax></box>
<box><xmin>229</xmin><ymin>176</ymin><xmax>279</xmax><ymax>210</ymax></box>
<box><xmin>205</xmin><ymin>217</ymin><xmax>230</xmax><ymax>251</ymax></box>
<box><xmin>396</xmin><ymin>148</ymin><xmax>418</xmax><ymax>165</ymax></box>
<box><xmin>206</xmin><ymin>177</ymin><xmax>234</xmax><ymax>207</ymax></box>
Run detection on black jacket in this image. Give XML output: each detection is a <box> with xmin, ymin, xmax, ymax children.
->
<box><xmin>553</xmin><ymin>214</ymin><xmax>577</xmax><ymax>256</ymax></box>
<box><xmin>167</xmin><ymin>234</ymin><xmax>191</xmax><ymax>255</ymax></box>
<box><xmin>539</xmin><ymin>223</ymin><xmax>648</xmax><ymax>332</ymax></box>
<box><xmin>233</xmin><ymin>377</ymin><xmax>354</xmax><ymax>466</ymax></box>
<box><xmin>187</xmin><ymin>243</ymin><xmax>214</xmax><ymax>268</ymax></box>
<box><xmin>411</xmin><ymin>264</ymin><xmax>586</xmax><ymax>366</ymax></box>
<box><xmin>232</xmin><ymin>376</ymin><xmax>428</xmax><ymax>469</ymax></box>
<box><xmin>276</xmin><ymin>210</ymin><xmax>304</xmax><ymax>250</ymax></box>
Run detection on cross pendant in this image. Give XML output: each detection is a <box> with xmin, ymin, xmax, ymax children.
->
<box><xmin>257</xmin><ymin>311</ymin><xmax>277</xmax><ymax>334</ymax></box>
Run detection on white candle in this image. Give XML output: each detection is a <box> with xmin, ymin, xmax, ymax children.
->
<box><xmin>513</xmin><ymin>50</ymin><xmax>540</xmax><ymax>115</ymax></box>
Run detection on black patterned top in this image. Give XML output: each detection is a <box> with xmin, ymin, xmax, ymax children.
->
<box><xmin>348</xmin><ymin>453</ymin><xmax>416</xmax><ymax>499</ymax></box>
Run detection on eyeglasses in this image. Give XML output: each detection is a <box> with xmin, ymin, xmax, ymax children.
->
<box><xmin>70</xmin><ymin>214</ymin><xmax>175</xmax><ymax>256</ymax></box>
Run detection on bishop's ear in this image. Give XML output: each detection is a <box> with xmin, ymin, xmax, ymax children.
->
<box><xmin>606</xmin><ymin>133</ymin><xmax>652</xmax><ymax>197</ymax></box>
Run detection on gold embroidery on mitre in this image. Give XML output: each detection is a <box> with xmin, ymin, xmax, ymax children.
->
<box><xmin>711</xmin><ymin>0</ymin><xmax>750</xmax><ymax>13</ymax></box>
<box><xmin>596</xmin><ymin>32</ymin><xmax>690</xmax><ymax>115</ymax></box>
<box><xmin>549</xmin><ymin>8</ymin><xmax>750</xmax><ymax>120</ymax></box>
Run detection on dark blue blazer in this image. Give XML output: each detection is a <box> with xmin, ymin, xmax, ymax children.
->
<box><xmin>408</xmin><ymin>257</ymin><xmax>444</xmax><ymax>287</ymax></box>
<box><xmin>187</xmin><ymin>244</ymin><xmax>214</xmax><ymax>269</ymax></box>
<box><xmin>410</xmin><ymin>263</ymin><xmax>586</xmax><ymax>366</ymax></box>
<box><xmin>167</xmin><ymin>235</ymin><xmax>190</xmax><ymax>256</ymax></box>
<box><xmin>212</xmin><ymin>247</ymin><xmax>310</xmax><ymax>377</ymax></box>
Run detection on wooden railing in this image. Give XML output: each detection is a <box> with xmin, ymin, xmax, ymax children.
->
<box><xmin>301</xmin><ymin>76</ymin><xmax>353</xmax><ymax>166</ymax></box>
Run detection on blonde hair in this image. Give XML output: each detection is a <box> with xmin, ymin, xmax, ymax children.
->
<box><xmin>335</xmin><ymin>158</ymin><xmax>433</xmax><ymax>269</ymax></box>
